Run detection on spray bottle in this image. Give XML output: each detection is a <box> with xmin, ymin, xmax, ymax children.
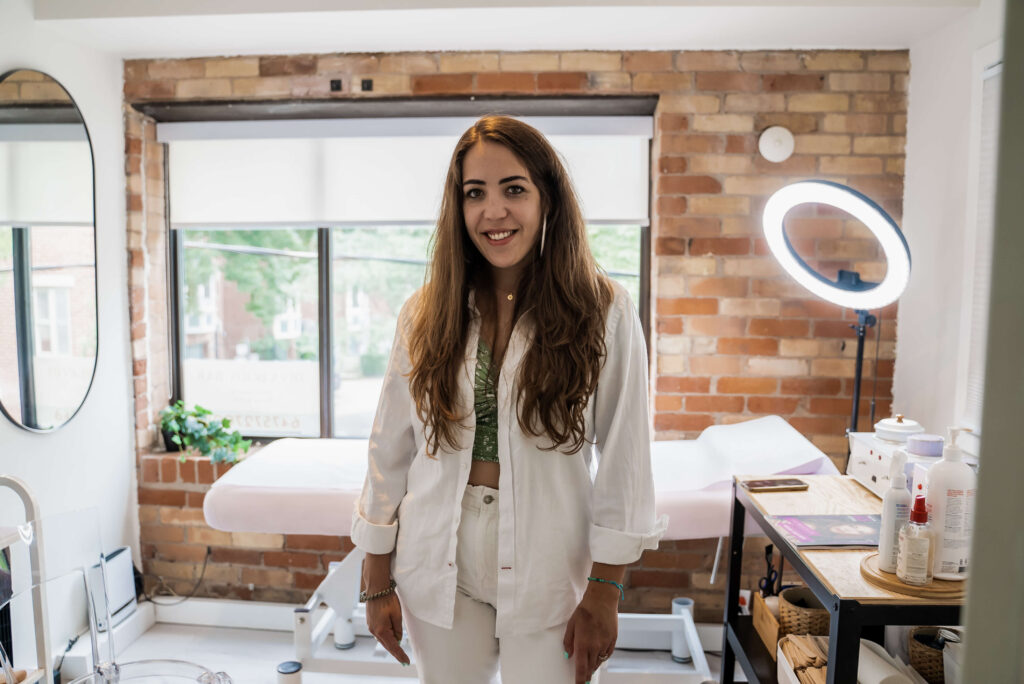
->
<box><xmin>897</xmin><ymin>495</ymin><xmax>933</xmax><ymax>586</ymax></box>
<box><xmin>878</xmin><ymin>449</ymin><xmax>912</xmax><ymax>574</ymax></box>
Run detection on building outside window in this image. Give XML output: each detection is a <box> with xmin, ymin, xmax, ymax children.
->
<box><xmin>33</xmin><ymin>285</ymin><xmax>71</xmax><ymax>356</ymax></box>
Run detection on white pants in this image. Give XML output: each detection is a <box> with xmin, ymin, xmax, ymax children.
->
<box><xmin>403</xmin><ymin>484</ymin><xmax>597</xmax><ymax>684</ymax></box>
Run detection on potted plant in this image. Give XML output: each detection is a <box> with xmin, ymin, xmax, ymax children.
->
<box><xmin>158</xmin><ymin>400</ymin><xmax>252</xmax><ymax>463</ymax></box>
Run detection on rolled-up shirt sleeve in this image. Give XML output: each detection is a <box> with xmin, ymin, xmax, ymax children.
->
<box><xmin>589</xmin><ymin>290</ymin><xmax>668</xmax><ymax>565</ymax></box>
<box><xmin>351</xmin><ymin>299</ymin><xmax>418</xmax><ymax>555</ymax></box>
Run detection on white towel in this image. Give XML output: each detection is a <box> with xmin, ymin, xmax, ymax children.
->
<box><xmin>858</xmin><ymin>640</ymin><xmax>912</xmax><ymax>684</ymax></box>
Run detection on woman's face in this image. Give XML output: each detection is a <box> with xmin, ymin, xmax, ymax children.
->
<box><xmin>461</xmin><ymin>141</ymin><xmax>543</xmax><ymax>277</ymax></box>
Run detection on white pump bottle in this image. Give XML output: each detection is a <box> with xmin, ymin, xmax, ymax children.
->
<box><xmin>878</xmin><ymin>449</ymin><xmax>911</xmax><ymax>574</ymax></box>
<box><xmin>926</xmin><ymin>428</ymin><xmax>977</xmax><ymax>581</ymax></box>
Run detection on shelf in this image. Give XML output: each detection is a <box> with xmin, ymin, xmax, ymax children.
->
<box><xmin>726</xmin><ymin>616</ymin><xmax>778</xmax><ymax>684</ymax></box>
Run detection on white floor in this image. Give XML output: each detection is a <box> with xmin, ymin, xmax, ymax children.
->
<box><xmin>117</xmin><ymin>623</ymin><xmax>731</xmax><ymax>683</ymax></box>
<box><xmin>117</xmin><ymin>624</ymin><xmax>411</xmax><ymax>683</ymax></box>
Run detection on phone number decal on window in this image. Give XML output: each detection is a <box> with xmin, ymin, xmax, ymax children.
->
<box><xmin>225</xmin><ymin>414</ymin><xmax>313</xmax><ymax>434</ymax></box>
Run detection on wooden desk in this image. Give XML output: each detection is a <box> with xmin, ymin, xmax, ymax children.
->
<box><xmin>720</xmin><ymin>475</ymin><xmax>962</xmax><ymax>684</ymax></box>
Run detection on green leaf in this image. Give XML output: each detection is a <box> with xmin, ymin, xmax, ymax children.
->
<box><xmin>158</xmin><ymin>399</ymin><xmax>253</xmax><ymax>464</ymax></box>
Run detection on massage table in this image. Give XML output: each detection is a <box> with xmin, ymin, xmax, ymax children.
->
<box><xmin>204</xmin><ymin>415</ymin><xmax>837</xmax><ymax>682</ymax></box>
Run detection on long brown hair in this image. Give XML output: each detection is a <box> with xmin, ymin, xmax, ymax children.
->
<box><xmin>408</xmin><ymin>115</ymin><xmax>613</xmax><ymax>456</ymax></box>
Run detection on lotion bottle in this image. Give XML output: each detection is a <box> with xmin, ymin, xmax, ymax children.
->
<box><xmin>878</xmin><ymin>449</ymin><xmax>911</xmax><ymax>573</ymax></box>
<box><xmin>897</xmin><ymin>495</ymin><xmax>933</xmax><ymax>586</ymax></box>
<box><xmin>926</xmin><ymin>428</ymin><xmax>977</xmax><ymax>580</ymax></box>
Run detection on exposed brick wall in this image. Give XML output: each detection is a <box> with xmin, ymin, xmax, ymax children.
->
<box><xmin>137</xmin><ymin>451</ymin><xmax>352</xmax><ymax>603</ymax></box>
<box><xmin>125</xmin><ymin>106</ymin><xmax>171</xmax><ymax>452</ymax></box>
<box><xmin>0</xmin><ymin>68</ymin><xmax>73</xmax><ymax>103</ymax></box>
<box><xmin>124</xmin><ymin>49</ymin><xmax>907</xmax><ymax>622</ymax></box>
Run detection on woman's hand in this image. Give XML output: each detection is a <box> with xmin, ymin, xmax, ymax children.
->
<box><xmin>365</xmin><ymin>591</ymin><xmax>410</xmax><ymax>665</ymax></box>
<box><xmin>562</xmin><ymin>581</ymin><xmax>619</xmax><ymax>684</ymax></box>
<box><xmin>362</xmin><ymin>552</ymin><xmax>409</xmax><ymax>665</ymax></box>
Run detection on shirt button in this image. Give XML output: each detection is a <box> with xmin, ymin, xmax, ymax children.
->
<box><xmin>483</xmin><ymin>495</ymin><xmax>494</xmax><ymax>504</ymax></box>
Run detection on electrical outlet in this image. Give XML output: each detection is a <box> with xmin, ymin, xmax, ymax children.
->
<box><xmin>361</xmin><ymin>78</ymin><xmax>373</xmax><ymax>92</ymax></box>
<box><xmin>330</xmin><ymin>79</ymin><xmax>342</xmax><ymax>92</ymax></box>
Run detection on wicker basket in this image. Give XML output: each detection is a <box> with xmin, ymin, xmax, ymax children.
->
<box><xmin>778</xmin><ymin>587</ymin><xmax>830</xmax><ymax>637</ymax></box>
<box><xmin>909</xmin><ymin>626</ymin><xmax>945</xmax><ymax>684</ymax></box>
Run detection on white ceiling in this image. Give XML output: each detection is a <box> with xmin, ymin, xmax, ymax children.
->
<box><xmin>33</xmin><ymin>1</ymin><xmax>975</xmax><ymax>58</ymax></box>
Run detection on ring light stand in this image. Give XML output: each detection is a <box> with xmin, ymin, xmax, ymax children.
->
<box><xmin>762</xmin><ymin>181</ymin><xmax>912</xmax><ymax>433</ymax></box>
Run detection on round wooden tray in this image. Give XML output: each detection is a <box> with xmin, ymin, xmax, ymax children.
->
<box><xmin>859</xmin><ymin>552</ymin><xmax>966</xmax><ymax>599</ymax></box>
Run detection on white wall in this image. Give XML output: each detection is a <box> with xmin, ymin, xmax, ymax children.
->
<box><xmin>894</xmin><ymin>0</ymin><xmax>1005</xmax><ymax>435</ymax></box>
<box><xmin>0</xmin><ymin>0</ymin><xmax>137</xmax><ymax>559</ymax></box>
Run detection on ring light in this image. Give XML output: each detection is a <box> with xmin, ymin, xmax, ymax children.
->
<box><xmin>762</xmin><ymin>180</ymin><xmax>911</xmax><ymax>310</ymax></box>
<box><xmin>762</xmin><ymin>180</ymin><xmax>913</xmax><ymax>433</ymax></box>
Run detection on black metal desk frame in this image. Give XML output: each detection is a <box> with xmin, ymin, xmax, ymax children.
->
<box><xmin>720</xmin><ymin>478</ymin><xmax>962</xmax><ymax>684</ymax></box>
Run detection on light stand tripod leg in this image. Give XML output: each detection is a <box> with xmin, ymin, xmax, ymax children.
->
<box><xmin>850</xmin><ymin>309</ymin><xmax>877</xmax><ymax>434</ymax></box>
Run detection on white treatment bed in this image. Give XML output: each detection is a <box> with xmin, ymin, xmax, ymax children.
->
<box><xmin>204</xmin><ymin>415</ymin><xmax>837</xmax><ymax>682</ymax></box>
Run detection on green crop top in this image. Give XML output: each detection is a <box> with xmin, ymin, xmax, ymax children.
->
<box><xmin>472</xmin><ymin>339</ymin><xmax>499</xmax><ymax>463</ymax></box>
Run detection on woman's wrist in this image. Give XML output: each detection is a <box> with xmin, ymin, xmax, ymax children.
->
<box><xmin>585</xmin><ymin>576</ymin><xmax>625</xmax><ymax>602</ymax></box>
<box><xmin>362</xmin><ymin>551</ymin><xmax>393</xmax><ymax>592</ymax></box>
<box><xmin>360</xmin><ymin>578</ymin><xmax>398</xmax><ymax>602</ymax></box>
<box><xmin>586</xmin><ymin>562</ymin><xmax>627</xmax><ymax>603</ymax></box>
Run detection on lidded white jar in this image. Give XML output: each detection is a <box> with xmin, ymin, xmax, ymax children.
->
<box><xmin>874</xmin><ymin>414</ymin><xmax>925</xmax><ymax>443</ymax></box>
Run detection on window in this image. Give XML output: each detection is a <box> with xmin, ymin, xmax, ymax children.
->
<box><xmin>163</xmin><ymin>116</ymin><xmax>651</xmax><ymax>438</ymax></box>
<box><xmin>184</xmin><ymin>274</ymin><xmax>219</xmax><ymax>335</ymax></box>
<box><xmin>956</xmin><ymin>41</ymin><xmax>1003</xmax><ymax>457</ymax></box>
<box><xmin>331</xmin><ymin>225</ymin><xmax>429</xmax><ymax>437</ymax></box>
<box><xmin>181</xmin><ymin>228</ymin><xmax>320</xmax><ymax>437</ymax></box>
<box><xmin>0</xmin><ymin>225</ymin><xmax>96</xmax><ymax>428</ymax></box>
<box><xmin>33</xmin><ymin>286</ymin><xmax>72</xmax><ymax>356</ymax></box>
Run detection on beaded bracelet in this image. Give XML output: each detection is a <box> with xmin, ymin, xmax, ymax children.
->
<box><xmin>587</xmin><ymin>576</ymin><xmax>625</xmax><ymax>601</ymax></box>
<box><xmin>359</xmin><ymin>578</ymin><xmax>397</xmax><ymax>603</ymax></box>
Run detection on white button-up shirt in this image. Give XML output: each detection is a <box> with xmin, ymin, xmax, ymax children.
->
<box><xmin>351</xmin><ymin>280</ymin><xmax>667</xmax><ymax>636</ymax></box>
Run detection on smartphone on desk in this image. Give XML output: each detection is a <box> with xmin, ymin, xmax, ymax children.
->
<box><xmin>741</xmin><ymin>478</ymin><xmax>809</xmax><ymax>493</ymax></box>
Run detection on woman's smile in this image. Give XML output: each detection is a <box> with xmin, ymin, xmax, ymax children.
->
<box><xmin>483</xmin><ymin>228</ymin><xmax>518</xmax><ymax>244</ymax></box>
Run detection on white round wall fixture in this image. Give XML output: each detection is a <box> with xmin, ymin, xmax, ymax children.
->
<box><xmin>762</xmin><ymin>180</ymin><xmax>911</xmax><ymax>310</ymax></box>
<box><xmin>758</xmin><ymin>125</ymin><xmax>795</xmax><ymax>163</ymax></box>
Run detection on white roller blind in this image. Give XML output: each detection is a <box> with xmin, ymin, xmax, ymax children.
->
<box><xmin>552</xmin><ymin>135</ymin><xmax>649</xmax><ymax>223</ymax></box>
<box><xmin>168</xmin><ymin>138</ymin><xmax>322</xmax><ymax>225</ymax></box>
<box><xmin>0</xmin><ymin>126</ymin><xmax>93</xmax><ymax>226</ymax></box>
<box><xmin>321</xmin><ymin>136</ymin><xmax>452</xmax><ymax>223</ymax></box>
<box><xmin>161</xmin><ymin>116</ymin><xmax>651</xmax><ymax>227</ymax></box>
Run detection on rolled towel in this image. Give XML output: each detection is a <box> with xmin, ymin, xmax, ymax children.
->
<box><xmin>859</xmin><ymin>641</ymin><xmax>912</xmax><ymax>684</ymax></box>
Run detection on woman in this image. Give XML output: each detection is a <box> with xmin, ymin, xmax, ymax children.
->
<box><xmin>351</xmin><ymin>115</ymin><xmax>666</xmax><ymax>684</ymax></box>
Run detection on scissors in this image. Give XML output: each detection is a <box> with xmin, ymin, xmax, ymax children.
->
<box><xmin>758</xmin><ymin>544</ymin><xmax>784</xmax><ymax>597</ymax></box>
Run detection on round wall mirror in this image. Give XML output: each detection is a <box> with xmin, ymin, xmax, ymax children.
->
<box><xmin>0</xmin><ymin>69</ymin><xmax>97</xmax><ymax>431</ymax></box>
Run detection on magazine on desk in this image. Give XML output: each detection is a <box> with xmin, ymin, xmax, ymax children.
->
<box><xmin>767</xmin><ymin>514</ymin><xmax>881</xmax><ymax>548</ymax></box>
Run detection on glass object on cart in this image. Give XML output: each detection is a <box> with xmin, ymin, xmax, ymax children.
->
<box><xmin>66</xmin><ymin>661</ymin><xmax>233</xmax><ymax>683</ymax></box>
